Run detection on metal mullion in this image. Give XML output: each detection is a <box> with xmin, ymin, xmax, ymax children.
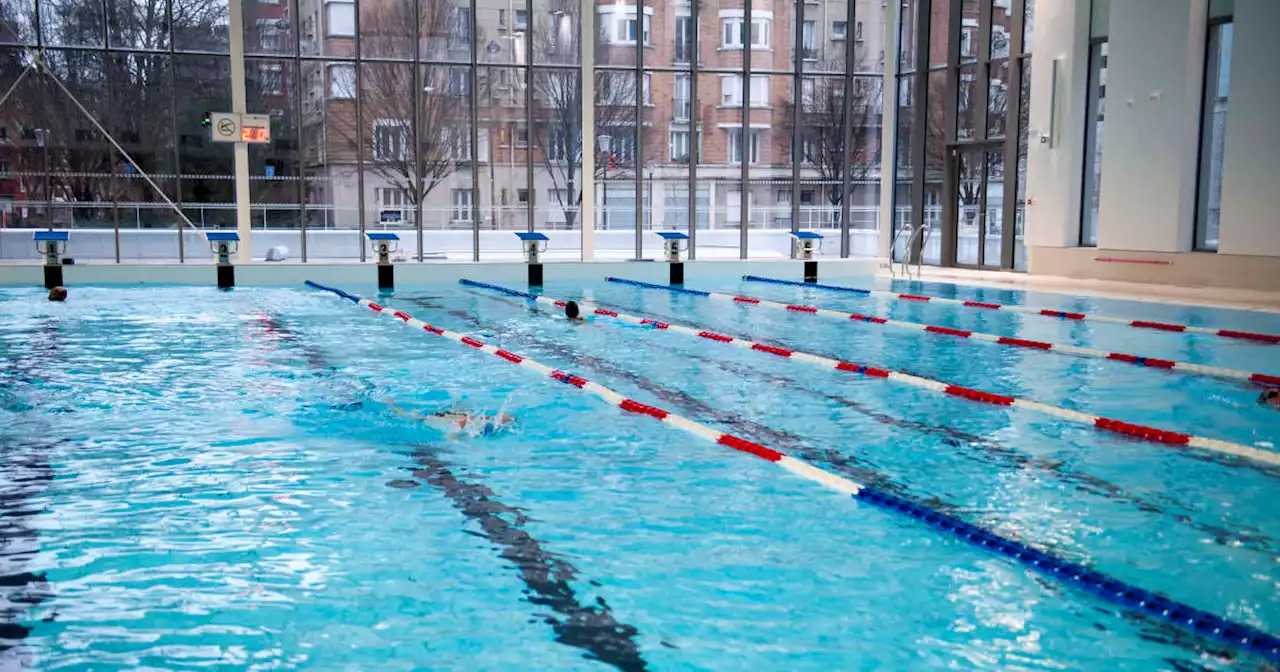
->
<box><xmin>838</xmin><ymin>0</ymin><xmax>856</xmax><ymax>256</ymax></box>
<box><xmin>939</xmin><ymin>0</ymin><xmax>963</xmax><ymax>267</ymax></box>
<box><xmin>974</xmin><ymin>0</ymin><xmax>992</xmax><ymax>142</ymax></box>
<box><xmin>1000</xmin><ymin>0</ymin><xmax>1026</xmax><ymax>270</ymax></box>
<box><xmin>634</xmin><ymin>2</ymin><xmax>644</xmax><ymax>259</ymax></box>
<box><xmin>291</xmin><ymin>0</ymin><xmax>307</xmax><ymax>262</ymax></box>
<box><xmin>168</xmin><ymin>0</ymin><xmax>185</xmax><ymax>262</ymax></box>
<box><xmin>412</xmin><ymin>0</ymin><xmax>424</xmax><ymax>261</ymax></box>
<box><xmin>739</xmin><ymin>0</ymin><xmax>752</xmax><ymax>259</ymax></box>
<box><xmin>524</xmin><ymin>0</ymin><xmax>535</xmax><ymax>234</ymax></box>
<box><xmin>688</xmin><ymin>0</ymin><xmax>699</xmax><ymax>258</ymax></box>
<box><xmin>469</xmin><ymin>0</ymin><xmax>481</xmax><ymax>259</ymax></box>
<box><xmin>790</xmin><ymin>0</ymin><xmax>801</xmax><ymax>238</ymax></box>
<box><xmin>354</xmin><ymin>0</ymin><xmax>366</xmax><ymax>261</ymax></box>
<box><xmin>906</xmin><ymin>0</ymin><xmax>929</xmax><ymax>266</ymax></box>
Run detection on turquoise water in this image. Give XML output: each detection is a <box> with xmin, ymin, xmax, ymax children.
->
<box><xmin>1</xmin><ymin>277</ymin><xmax>1278</xmax><ymax>670</ymax></box>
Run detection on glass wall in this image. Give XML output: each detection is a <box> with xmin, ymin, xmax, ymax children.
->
<box><xmin>0</xmin><ymin>0</ymin><xmax>888</xmax><ymax>262</ymax></box>
<box><xmin>892</xmin><ymin>0</ymin><xmax>1033</xmax><ymax>270</ymax></box>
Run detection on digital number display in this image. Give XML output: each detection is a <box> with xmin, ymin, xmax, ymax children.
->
<box><xmin>240</xmin><ymin>126</ymin><xmax>271</xmax><ymax>143</ymax></box>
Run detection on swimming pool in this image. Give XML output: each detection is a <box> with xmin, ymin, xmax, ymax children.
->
<box><xmin>2</xmin><ymin>275</ymin><xmax>1278</xmax><ymax>669</ymax></box>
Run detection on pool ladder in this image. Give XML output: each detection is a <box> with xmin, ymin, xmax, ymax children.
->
<box><xmin>889</xmin><ymin>224</ymin><xmax>931</xmax><ymax>280</ymax></box>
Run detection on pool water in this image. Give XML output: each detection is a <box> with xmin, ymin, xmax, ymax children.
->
<box><xmin>1</xmin><ymin>277</ymin><xmax>1278</xmax><ymax>670</ymax></box>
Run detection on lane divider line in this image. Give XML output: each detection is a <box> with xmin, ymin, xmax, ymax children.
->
<box><xmin>459</xmin><ymin>279</ymin><xmax>1280</xmax><ymax>468</ymax></box>
<box><xmin>322</xmin><ymin>280</ymin><xmax>1280</xmax><ymax>663</ymax></box>
<box><xmin>743</xmin><ymin>275</ymin><xmax>1280</xmax><ymax>345</ymax></box>
<box><xmin>606</xmin><ymin>277</ymin><xmax>1280</xmax><ymax>388</ymax></box>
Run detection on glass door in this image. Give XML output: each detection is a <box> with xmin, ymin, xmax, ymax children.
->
<box><xmin>949</xmin><ymin>143</ymin><xmax>1006</xmax><ymax>269</ymax></box>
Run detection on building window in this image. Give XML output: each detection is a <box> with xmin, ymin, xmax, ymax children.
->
<box><xmin>600</xmin><ymin>125</ymin><xmax>636</xmax><ymax>165</ymax></box>
<box><xmin>855</xmin><ymin>20</ymin><xmax>863</xmax><ymax>41</ymax></box>
<box><xmin>674</xmin><ymin>74</ymin><xmax>691</xmax><ymax>121</ymax></box>
<box><xmin>598</xmin><ymin>6</ymin><xmax>652</xmax><ymax>45</ymax></box>
<box><xmin>376</xmin><ymin>187</ymin><xmax>409</xmax><ymax>223</ymax></box>
<box><xmin>548</xmin><ymin>128</ymin><xmax>569</xmax><ymax>162</ymax></box>
<box><xmin>599</xmin><ymin>72</ymin><xmax>650</xmax><ymax>105</ymax></box>
<box><xmin>329</xmin><ymin>64</ymin><xmax>355</xmax><ymax>98</ymax></box>
<box><xmin>1195</xmin><ymin>20</ymin><xmax>1232</xmax><ymax>252</ymax></box>
<box><xmin>448</xmin><ymin>7</ymin><xmax>471</xmax><ymax>49</ymax></box>
<box><xmin>257</xmin><ymin>20</ymin><xmax>280</xmax><ymax>51</ymax></box>
<box><xmin>325</xmin><ymin>0</ymin><xmax>354</xmax><ymax>37</ymax></box>
<box><xmin>728</xmin><ymin>128</ymin><xmax>761</xmax><ymax>164</ymax></box>
<box><xmin>720</xmin><ymin>75</ymin><xmax>768</xmax><ymax>107</ymax></box>
<box><xmin>452</xmin><ymin>189</ymin><xmax>473</xmax><ymax>221</ymax></box>
<box><xmin>1080</xmin><ymin>40</ymin><xmax>1107</xmax><ymax>247</ymax></box>
<box><xmin>960</xmin><ymin>19</ymin><xmax>978</xmax><ymax>60</ymax></box>
<box><xmin>372</xmin><ymin>120</ymin><xmax>408</xmax><ymax>161</ymax></box>
<box><xmin>515</xmin><ymin>9</ymin><xmax>529</xmax><ymax>31</ymax></box>
<box><xmin>721</xmin><ymin>11</ymin><xmax>771</xmax><ymax>50</ymax></box>
<box><xmin>802</xmin><ymin>21</ymin><xmax>817</xmax><ymax>59</ymax></box>
<box><xmin>257</xmin><ymin>63</ymin><xmax>283</xmax><ymax>95</ymax></box>
<box><xmin>516</xmin><ymin>189</ymin><xmax>529</xmax><ymax>205</ymax></box>
<box><xmin>668</xmin><ymin>129</ymin><xmax>701</xmax><ymax>162</ymax></box>
<box><xmin>675</xmin><ymin>16</ymin><xmax>695</xmax><ymax>62</ymax></box>
<box><xmin>832</xmin><ymin>21</ymin><xmax>846</xmax><ymax>41</ymax></box>
<box><xmin>448</xmin><ymin>128</ymin><xmax>487</xmax><ymax>162</ymax></box>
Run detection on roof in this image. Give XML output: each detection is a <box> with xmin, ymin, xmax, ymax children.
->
<box><xmin>654</xmin><ymin>231</ymin><xmax>689</xmax><ymax>240</ymax></box>
<box><xmin>366</xmin><ymin>232</ymin><xmax>401</xmax><ymax>241</ymax></box>
<box><xmin>33</xmin><ymin>231</ymin><xmax>70</xmax><ymax>241</ymax></box>
<box><xmin>789</xmin><ymin>231</ymin><xmax>824</xmax><ymax>240</ymax></box>
<box><xmin>514</xmin><ymin>232</ymin><xmax>550</xmax><ymax>241</ymax></box>
<box><xmin>204</xmin><ymin>231</ymin><xmax>241</xmax><ymax>242</ymax></box>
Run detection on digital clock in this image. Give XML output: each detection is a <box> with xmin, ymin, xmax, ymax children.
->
<box><xmin>240</xmin><ymin>126</ymin><xmax>270</xmax><ymax>143</ymax></box>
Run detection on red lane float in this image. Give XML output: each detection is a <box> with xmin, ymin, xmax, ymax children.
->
<box><xmin>741</xmin><ymin>275</ymin><xmax>1280</xmax><ymax>344</ymax></box>
<box><xmin>467</xmin><ymin>280</ymin><xmax>1280</xmax><ymax>468</ymax></box>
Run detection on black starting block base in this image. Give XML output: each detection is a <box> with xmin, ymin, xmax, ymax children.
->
<box><xmin>669</xmin><ymin>262</ymin><xmax>684</xmax><ymax>285</ymax></box>
<box><xmin>43</xmin><ymin>265</ymin><xmax>63</xmax><ymax>290</ymax></box>
<box><xmin>529</xmin><ymin>263</ymin><xmax>543</xmax><ymax>288</ymax></box>
<box><xmin>217</xmin><ymin>264</ymin><xmax>235</xmax><ymax>290</ymax></box>
<box><xmin>378</xmin><ymin>264</ymin><xmax>394</xmax><ymax>291</ymax></box>
<box><xmin>804</xmin><ymin>260</ymin><xmax>818</xmax><ymax>284</ymax></box>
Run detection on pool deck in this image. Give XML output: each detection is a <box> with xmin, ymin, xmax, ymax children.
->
<box><xmin>898</xmin><ymin>266</ymin><xmax>1280</xmax><ymax>313</ymax></box>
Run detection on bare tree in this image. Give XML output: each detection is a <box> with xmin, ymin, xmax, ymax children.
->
<box><xmin>330</xmin><ymin>0</ymin><xmax>463</xmax><ymax>225</ymax></box>
<box><xmin>530</xmin><ymin>0</ymin><xmax>638</xmax><ymax>231</ymax></box>
<box><xmin>786</xmin><ymin>70</ymin><xmax>883</xmax><ymax>227</ymax></box>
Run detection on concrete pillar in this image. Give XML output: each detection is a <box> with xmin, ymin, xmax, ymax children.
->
<box><xmin>1095</xmin><ymin>0</ymin><xmax>1206</xmax><ymax>252</ymax></box>
<box><xmin>1217</xmin><ymin>0</ymin><xmax>1280</xmax><ymax>257</ymax></box>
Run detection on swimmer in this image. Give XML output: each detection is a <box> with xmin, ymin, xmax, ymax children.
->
<box><xmin>48</xmin><ymin>286</ymin><xmax>67</xmax><ymax>302</ymax></box>
<box><xmin>1260</xmin><ymin>388</ymin><xmax>1280</xmax><ymax>409</ymax></box>
<box><xmin>565</xmin><ymin>300</ymin><xmax>588</xmax><ymax>322</ymax></box>
<box><xmin>430</xmin><ymin>410</ymin><xmax>515</xmax><ymax>437</ymax></box>
<box><xmin>384</xmin><ymin>398</ymin><xmax>514</xmax><ymax>436</ymax></box>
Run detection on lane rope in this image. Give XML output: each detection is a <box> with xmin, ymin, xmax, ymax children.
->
<box><xmin>459</xmin><ymin>279</ymin><xmax>1280</xmax><ymax>468</ymax></box>
<box><xmin>605</xmin><ymin>277</ymin><xmax>1280</xmax><ymax>388</ymax></box>
<box><xmin>307</xmin><ymin>279</ymin><xmax>1280</xmax><ymax>663</ymax></box>
<box><xmin>744</xmin><ymin>275</ymin><xmax>1280</xmax><ymax>345</ymax></box>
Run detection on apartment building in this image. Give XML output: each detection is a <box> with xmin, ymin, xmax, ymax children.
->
<box><xmin>295</xmin><ymin>0</ymin><xmax>888</xmax><ymax>234</ymax></box>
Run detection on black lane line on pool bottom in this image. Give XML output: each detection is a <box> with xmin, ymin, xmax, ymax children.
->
<box><xmin>404</xmin><ymin>445</ymin><xmax>650</xmax><ymax>671</ymax></box>
<box><xmin>464</xmin><ymin>292</ymin><xmax>1278</xmax><ymax>557</ymax></box>
<box><xmin>582</xmin><ymin>297</ymin><xmax>1280</xmax><ymax>555</ymax></box>
<box><xmin>412</xmin><ymin>296</ymin><xmax>1258</xmax><ymax>664</ymax></box>
<box><xmin>259</xmin><ymin>313</ymin><xmax>652</xmax><ymax>672</ymax></box>
<box><xmin>0</xmin><ymin>319</ymin><xmax>62</xmax><ymax>668</ymax></box>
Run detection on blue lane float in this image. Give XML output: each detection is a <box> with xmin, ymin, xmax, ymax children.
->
<box><xmin>743</xmin><ymin>274</ymin><xmax>872</xmax><ymax>295</ymax></box>
<box><xmin>605</xmin><ymin>276</ymin><xmax>710</xmax><ymax>297</ymax></box>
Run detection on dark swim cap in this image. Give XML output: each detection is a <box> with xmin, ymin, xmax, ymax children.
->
<box><xmin>565</xmin><ymin>301</ymin><xmax>580</xmax><ymax>319</ymax></box>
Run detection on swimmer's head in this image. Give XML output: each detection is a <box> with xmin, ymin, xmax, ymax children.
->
<box><xmin>565</xmin><ymin>301</ymin><xmax>580</xmax><ymax>320</ymax></box>
<box><xmin>48</xmin><ymin>286</ymin><xmax>67</xmax><ymax>302</ymax></box>
<box><xmin>1260</xmin><ymin>388</ymin><xmax>1280</xmax><ymax>407</ymax></box>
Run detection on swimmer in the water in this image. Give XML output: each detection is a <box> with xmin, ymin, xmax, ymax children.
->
<box><xmin>384</xmin><ymin>399</ymin><xmax>514</xmax><ymax>436</ymax></box>
<box><xmin>48</xmin><ymin>286</ymin><xmax>67</xmax><ymax>302</ymax></box>
<box><xmin>1260</xmin><ymin>388</ymin><xmax>1280</xmax><ymax>409</ymax></box>
<box><xmin>565</xmin><ymin>300</ymin><xmax>588</xmax><ymax>322</ymax></box>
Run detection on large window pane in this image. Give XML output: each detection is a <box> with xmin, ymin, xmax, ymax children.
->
<box><xmin>1080</xmin><ymin>40</ymin><xmax>1106</xmax><ymax>247</ymax></box>
<box><xmin>40</xmin><ymin>0</ymin><xmax>107</xmax><ymax>47</ymax></box>
<box><xmin>1195</xmin><ymin>21</ymin><xmax>1232</xmax><ymax>252</ymax></box>
<box><xmin>172</xmin><ymin>0</ymin><xmax>229</xmax><ymax>53</ymax></box>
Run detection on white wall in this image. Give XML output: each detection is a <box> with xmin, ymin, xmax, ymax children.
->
<box><xmin>1023</xmin><ymin>0</ymin><xmax>1091</xmax><ymax>248</ymax></box>
<box><xmin>1216</xmin><ymin>0</ymin><xmax>1280</xmax><ymax>257</ymax></box>
<box><xmin>1095</xmin><ymin>0</ymin><xmax>1206</xmax><ymax>253</ymax></box>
